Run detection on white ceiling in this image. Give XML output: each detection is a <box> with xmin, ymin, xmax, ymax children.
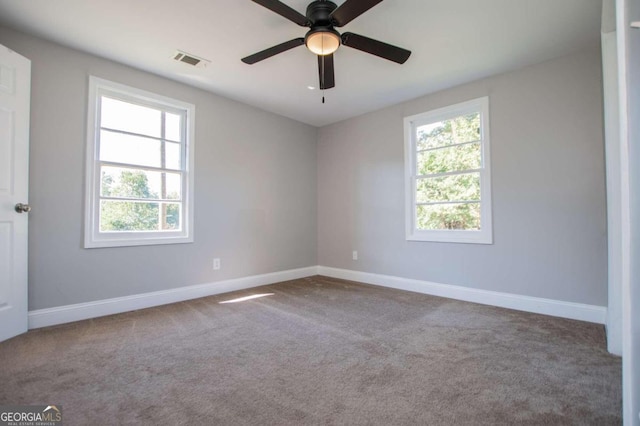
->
<box><xmin>0</xmin><ymin>0</ymin><xmax>602</xmax><ymax>127</ymax></box>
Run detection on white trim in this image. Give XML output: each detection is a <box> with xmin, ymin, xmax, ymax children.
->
<box><xmin>317</xmin><ymin>266</ymin><xmax>606</xmax><ymax>324</ymax></box>
<box><xmin>601</xmin><ymin>29</ymin><xmax>623</xmax><ymax>355</ymax></box>
<box><xmin>84</xmin><ymin>76</ymin><xmax>195</xmax><ymax>248</ymax></box>
<box><xmin>28</xmin><ymin>265</ymin><xmax>608</xmax><ymax>330</ymax></box>
<box><xmin>28</xmin><ymin>266</ymin><xmax>318</xmax><ymax>329</ymax></box>
<box><xmin>616</xmin><ymin>0</ymin><xmax>634</xmax><ymax>423</ymax></box>
<box><xmin>403</xmin><ymin>96</ymin><xmax>493</xmax><ymax>244</ymax></box>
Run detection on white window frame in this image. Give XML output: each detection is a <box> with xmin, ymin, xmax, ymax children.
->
<box><xmin>404</xmin><ymin>97</ymin><xmax>493</xmax><ymax>244</ymax></box>
<box><xmin>84</xmin><ymin>76</ymin><xmax>195</xmax><ymax>248</ymax></box>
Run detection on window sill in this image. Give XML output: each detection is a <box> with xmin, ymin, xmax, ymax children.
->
<box><xmin>406</xmin><ymin>230</ymin><xmax>493</xmax><ymax>245</ymax></box>
<box><xmin>84</xmin><ymin>234</ymin><xmax>193</xmax><ymax>249</ymax></box>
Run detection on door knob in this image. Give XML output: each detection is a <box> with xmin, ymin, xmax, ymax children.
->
<box><xmin>15</xmin><ymin>203</ymin><xmax>31</xmax><ymax>213</ymax></box>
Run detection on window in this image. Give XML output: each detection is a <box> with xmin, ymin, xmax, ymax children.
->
<box><xmin>404</xmin><ymin>97</ymin><xmax>492</xmax><ymax>244</ymax></box>
<box><xmin>84</xmin><ymin>77</ymin><xmax>194</xmax><ymax>248</ymax></box>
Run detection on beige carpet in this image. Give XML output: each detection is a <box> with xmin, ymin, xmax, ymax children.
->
<box><xmin>0</xmin><ymin>275</ymin><xmax>621</xmax><ymax>425</ymax></box>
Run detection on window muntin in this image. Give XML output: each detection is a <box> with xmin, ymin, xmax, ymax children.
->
<box><xmin>404</xmin><ymin>97</ymin><xmax>492</xmax><ymax>244</ymax></box>
<box><xmin>85</xmin><ymin>77</ymin><xmax>194</xmax><ymax>248</ymax></box>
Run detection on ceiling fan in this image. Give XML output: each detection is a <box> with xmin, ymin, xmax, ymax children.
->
<box><xmin>241</xmin><ymin>0</ymin><xmax>411</xmax><ymax>91</ymax></box>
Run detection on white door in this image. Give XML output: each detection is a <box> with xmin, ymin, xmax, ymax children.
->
<box><xmin>0</xmin><ymin>44</ymin><xmax>31</xmax><ymax>342</ymax></box>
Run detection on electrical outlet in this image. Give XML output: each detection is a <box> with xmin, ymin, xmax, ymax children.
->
<box><xmin>352</xmin><ymin>250</ymin><xmax>358</xmax><ymax>260</ymax></box>
<box><xmin>213</xmin><ymin>258</ymin><xmax>221</xmax><ymax>270</ymax></box>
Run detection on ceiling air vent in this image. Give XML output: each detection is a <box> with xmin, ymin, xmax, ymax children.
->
<box><xmin>173</xmin><ymin>50</ymin><xmax>210</xmax><ymax>68</ymax></box>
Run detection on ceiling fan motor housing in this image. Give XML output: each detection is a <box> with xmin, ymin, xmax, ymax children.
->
<box><xmin>305</xmin><ymin>0</ymin><xmax>341</xmax><ymax>55</ymax></box>
<box><xmin>306</xmin><ymin>0</ymin><xmax>338</xmax><ymax>26</ymax></box>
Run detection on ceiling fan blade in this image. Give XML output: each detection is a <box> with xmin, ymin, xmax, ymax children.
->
<box><xmin>250</xmin><ymin>0</ymin><xmax>310</xmax><ymax>26</ymax></box>
<box><xmin>241</xmin><ymin>38</ymin><xmax>305</xmax><ymax>64</ymax></box>
<box><xmin>341</xmin><ymin>32</ymin><xmax>411</xmax><ymax>64</ymax></box>
<box><xmin>318</xmin><ymin>54</ymin><xmax>335</xmax><ymax>90</ymax></box>
<box><xmin>330</xmin><ymin>0</ymin><xmax>383</xmax><ymax>27</ymax></box>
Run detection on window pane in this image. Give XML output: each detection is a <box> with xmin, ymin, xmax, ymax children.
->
<box><xmin>101</xmin><ymin>96</ymin><xmax>161</xmax><ymax>138</ymax></box>
<box><xmin>100</xmin><ymin>131</ymin><xmax>181</xmax><ymax>170</ymax></box>
<box><xmin>165</xmin><ymin>113</ymin><xmax>182</xmax><ymax>142</ymax></box>
<box><xmin>160</xmin><ymin>202</ymin><xmax>181</xmax><ymax>230</ymax></box>
<box><xmin>100</xmin><ymin>200</ymin><xmax>159</xmax><ymax>231</ymax></box>
<box><xmin>166</xmin><ymin>142</ymin><xmax>181</xmax><ymax>170</ymax></box>
<box><xmin>417</xmin><ymin>203</ymin><xmax>481</xmax><ymax>231</ymax></box>
<box><xmin>417</xmin><ymin>113</ymin><xmax>480</xmax><ymax>151</ymax></box>
<box><xmin>416</xmin><ymin>173</ymin><xmax>480</xmax><ymax>203</ymax></box>
<box><xmin>101</xmin><ymin>166</ymin><xmax>181</xmax><ymax>200</ymax></box>
<box><xmin>100</xmin><ymin>130</ymin><xmax>162</xmax><ymax>168</ymax></box>
<box><xmin>100</xmin><ymin>201</ymin><xmax>181</xmax><ymax>232</ymax></box>
<box><xmin>417</xmin><ymin>142</ymin><xmax>480</xmax><ymax>175</ymax></box>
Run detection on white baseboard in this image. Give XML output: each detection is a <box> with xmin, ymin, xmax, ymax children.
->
<box><xmin>29</xmin><ymin>265</ymin><xmax>607</xmax><ymax>329</ymax></box>
<box><xmin>317</xmin><ymin>266</ymin><xmax>607</xmax><ymax>324</ymax></box>
<box><xmin>28</xmin><ymin>266</ymin><xmax>318</xmax><ymax>329</ymax></box>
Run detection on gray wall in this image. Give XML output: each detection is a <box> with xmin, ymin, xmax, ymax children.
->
<box><xmin>317</xmin><ymin>46</ymin><xmax>607</xmax><ymax>306</ymax></box>
<box><xmin>0</xmin><ymin>26</ymin><xmax>318</xmax><ymax>311</ymax></box>
<box><xmin>0</xmin><ymin>25</ymin><xmax>609</xmax><ymax>312</ymax></box>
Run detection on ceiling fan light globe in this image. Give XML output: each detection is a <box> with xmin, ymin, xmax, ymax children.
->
<box><xmin>305</xmin><ymin>31</ymin><xmax>340</xmax><ymax>56</ymax></box>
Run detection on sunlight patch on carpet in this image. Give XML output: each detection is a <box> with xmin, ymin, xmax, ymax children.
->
<box><xmin>219</xmin><ymin>293</ymin><xmax>274</xmax><ymax>304</ymax></box>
